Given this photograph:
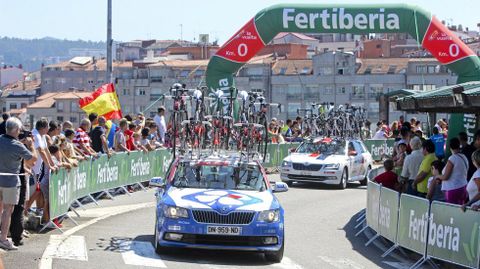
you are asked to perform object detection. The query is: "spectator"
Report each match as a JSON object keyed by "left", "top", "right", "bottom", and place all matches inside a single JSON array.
[
  {"left": 0, "top": 113, "right": 10, "bottom": 135},
  {"left": 125, "top": 123, "right": 137, "bottom": 151},
  {"left": 0, "top": 118, "right": 36, "bottom": 250},
  {"left": 141, "top": 128, "right": 155, "bottom": 151},
  {"left": 283, "top": 119, "right": 294, "bottom": 141},
  {"left": 412, "top": 140, "right": 437, "bottom": 198},
  {"left": 268, "top": 122, "right": 279, "bottom": 143},
  {"left": 88, "top": 113, "right": 98, "bottom": 134},
  {"left": 73, "top": 119, "right": 97, "bottom": 157},
  {"left": 56, "top": 135, "right": 78, "bottom": 167},
  {"left": 26, "top": 119, "right": 58, "bottom": 215},
  {"left": 390, "top": 121, "right": 399, "bottom": 137},
  {"left": 401, "top": 137, "right": 424, "bottom": 195},
  {"left": 361, "top": 120, "right": 372, "bottom": 140},
  {"left": 373, "top": 160, "right": 398, "bottom": 190},
  {"left": 414, "top": 120, "right": 422, "bottom": 132},
  {"left": 430, "top": 127, "right": 445, "bottom": 160},
  {"left": 133, "top": 132, "right": 147, "bottom": 152},
  {"left": 409, "top": 117, "right": 417, "bottom": 130},
  {"left": 295, "top": 116, "right": 303, "bottom": 131},
  {"left": 435, "top": 138, "right": 469, "bottom": 205},
  {"left": 458, "top": 131, "right": 476, "bottom": 180},
  {"left": 474, "top": 130, "right": 480, "bottom": 150},
  {"left": 63, "top": 129, "right": 86, "bottom": 161},
  {"left": 393, "top": 142, "right": 407, "bottom": 177},
  {"left": 462, "top": 149, "right": 480, "bottom": 211},
  {"left": 114, "top": 119, "right": 129, "bottom": 153},
  {"left": 61, "top": 121, "right": 73, "bottom": 134},
  {"left": 154, "top": 107, "right": 166, "bottom": 144},
  {"left": 46, "top": 120, "right": 61, "bottom": 147},
  {"left": 399, "top": 115, "right": 405, "bottom": 125},
  {"left": 372, "top": 125, "right": 389, "bottom": 140},
  {"left": 427, "top": 160, "right": 445, "bottom": 202},
  {"left": 434, "top": 119, "right": 446, "bottom": 134},
  {"left": 90, "top": 116, "right": 111, "bottom": 157}
]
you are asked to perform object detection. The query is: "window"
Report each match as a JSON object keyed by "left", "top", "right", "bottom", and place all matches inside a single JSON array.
[
  {"left": 55, "top": 78, "right": 67, "bottom": 84},
  {"left": 337, "top": 87, "right": 346, "bottom": 94},
  {"left": 287, "top": 103, "right": 301, "bottom": 118},
  {"left": 337, "top": 68, "right": 344, "bottom": 75},
  {"left": 70, "top": 117, "right": 77, "bottom": 123},
  {"left": 319, "top": 67, "right": 333, "bottom": 75},
  {"left": 123, "top": 89, "right": 131, "bottom": 96},
  {"left": 416, "top": 65, "right": 427, "bottom": 74},
  {"left": 427, "top": 65, "right": 437, "bottom": 74},
  {"left": 352, "top": 85, "right": 365, "bottom": 99},
  {"left": 9, "top": 103, "right": 17, "bottom": 110},
  {"left": 286, "top": 86, "right": 302, "bottom": 99},
  {"left": 387, "top": 65, "right": 396, "bottom": 74},
  {"left": 57, "top": 116, "right": 64, "bottom": 122},
  {"left": 305, "top": 86, "right": 319, "bottom": 99},
  {"left": 71, "top": 102, "right": 78, "bottom": 112},
  {"left": 278, "top": 68, "right": 287, "bottom": 75},
  {"left": 300, "top": 67, "right": 310, "bottom": 75},
  {"left": 376, "top": 44, "right": 382, "bottom": 49},
  {"left": 124, "top": 106, "right": 131, "bottom": 114},
  {"left": 325, "top": 87, "right": 334, "bottom": 95},
  {"left": 57, "top": 102, "right": 64, "bottom": 112},
  {"left": 180, "top": 70, "right": 190, "bottom": 77},
  {"left": 136, "top": 88, "right": 146, "bottom": 96},
  {"left": 136, "top": 106, "right": 145, "bottom": 113}
]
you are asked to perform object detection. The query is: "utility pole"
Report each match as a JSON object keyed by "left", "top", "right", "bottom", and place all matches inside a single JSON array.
[
  {"left": 180, "top": 24, "right": 183, "bottom": 41},
  {"left": 106, "top": 0, "right": 113, "bottom": 83}
]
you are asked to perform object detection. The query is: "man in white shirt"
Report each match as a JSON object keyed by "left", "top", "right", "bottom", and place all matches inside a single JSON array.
[
  {"left": 400, "top": 137, "right": 424, "bottom": 196},
  {"left": 153, "top": 106, "right": 166, "bottom": 144}
]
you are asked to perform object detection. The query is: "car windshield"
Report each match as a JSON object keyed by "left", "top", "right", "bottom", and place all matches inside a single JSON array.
[
  {"left": 172, "top": 164, "right": 267, "bottom": 191},
  {"left": 296, "top": 141, "right": 345, "bottom": 155}
]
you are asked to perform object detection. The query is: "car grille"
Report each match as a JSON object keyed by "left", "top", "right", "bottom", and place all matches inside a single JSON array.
[
  {"left": 165, "top": 234, "right": 277, "bottom": 246},
  {"left": 292, "top": 163, "right": 323, "bottom": 171},
  {"left": 192, "top": 210, "right": 255, "bottom": 225},
  {"left": 287, "top": 174, "right": 331, "bottom": 181}
]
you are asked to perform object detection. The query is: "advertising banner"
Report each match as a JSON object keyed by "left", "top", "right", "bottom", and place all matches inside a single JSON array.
[
  {"left": 366, "top": 181, "right": 381, "bottom": 232},
  {"left": 363, "top": 139, "right": 395, "bottom": 161},
  {"left": 49, "top": 149, "right": 172, "bottom": 219},
  {"left": 378, "top": 186, "right": 400, "bottom": 243},
  {"left": 397, "top": 194, "right": 430, "bottom": 254},
  {"left": 427, "top": 201, "right": 480, "bottom": 269}
]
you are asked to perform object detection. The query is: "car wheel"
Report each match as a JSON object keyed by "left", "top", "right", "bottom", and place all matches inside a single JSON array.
[
  {"left": 265, "top": 237, "right": 284, "bottom": 263},
  {"left": 360, "top": 166, "right": 371, "bottom": 186},
  {"left": 337, "top": 168, "right": 348, "bottom": 190}
]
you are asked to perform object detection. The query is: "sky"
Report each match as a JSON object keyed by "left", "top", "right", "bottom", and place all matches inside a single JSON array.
[{"left": 1, "top": 0, "right": 479, "bottom": 44}]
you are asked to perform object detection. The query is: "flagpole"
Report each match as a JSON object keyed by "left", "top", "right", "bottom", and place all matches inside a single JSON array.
[{"left": 106, "top": 0, "right": 113, "bottom": 83}]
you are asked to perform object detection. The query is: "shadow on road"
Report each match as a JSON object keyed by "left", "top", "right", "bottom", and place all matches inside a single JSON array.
[
  {"left": 342, "top": 210, "right": 394, "bottom": 268},
  {"left": 102, "top": 234, "right": 278, "bottom": 266}
]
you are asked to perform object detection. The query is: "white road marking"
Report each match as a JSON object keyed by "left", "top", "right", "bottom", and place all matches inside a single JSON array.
[
  {"left": 272, "top": 257, "right": 304, "bottom": 269},
  {"left": 43, "top": 235, "right": 88, "bottom": 261},
  {"left": 318, "top": 255, "right": 365, "bottom": 269},
  {"left": 39, "top": 202, "right": 155, "bottom": 269},
  {"left": 120, "top": 239, "right": 167, "bottom": 268}
]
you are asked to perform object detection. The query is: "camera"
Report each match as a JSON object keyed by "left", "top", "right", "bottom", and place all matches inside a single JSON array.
[{"left": 18, "top": 130, "right": 32, "bottom": 140}]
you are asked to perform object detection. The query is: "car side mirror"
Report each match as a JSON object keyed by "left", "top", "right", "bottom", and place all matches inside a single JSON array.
[
  {"left": 289, "top": 148, "right": 296, "bottom": 153},
  {"left": 348, "top": 150, "right": 358, "bottom": 156},
  {"left": 271, "top": 182, "right": 289, "bottom": 193},
  {"left": 149, "top": 177, "right": 165, "bottom": 188}
]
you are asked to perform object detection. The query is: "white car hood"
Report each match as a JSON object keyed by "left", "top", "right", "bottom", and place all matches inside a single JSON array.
[
  {"left": 284, "top": 153, "right": 346, "bottom": 164},
  {"left": 166, "top": 187, "right": 276, "bottom": 213}
]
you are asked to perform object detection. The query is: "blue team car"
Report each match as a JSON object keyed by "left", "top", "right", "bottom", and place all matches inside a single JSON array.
[{"left": 150, "top": 152, "right": 288, "bottom": 262}]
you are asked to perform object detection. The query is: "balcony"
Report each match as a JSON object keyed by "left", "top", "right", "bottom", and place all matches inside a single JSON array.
[{"left": 349, "top": 93, "right": 365, "bottom": 100}]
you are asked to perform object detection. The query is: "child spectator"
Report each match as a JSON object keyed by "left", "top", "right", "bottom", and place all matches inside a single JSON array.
[
  {"left": 427, "top": 160, "right": 445, "bottom": 202},
  {"left": 373, "top": 159, "right": 398, "bottom": 190},
  {"left": 463, "top": 149, "right": 480, "bottom": 211},
  {"left": 393, "top": 142, "right": 407, "bottom": 176}
]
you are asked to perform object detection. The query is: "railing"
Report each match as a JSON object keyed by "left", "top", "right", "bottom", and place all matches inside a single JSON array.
[{"left": 358, "top": 167, "right": 480, "bottom": 269}]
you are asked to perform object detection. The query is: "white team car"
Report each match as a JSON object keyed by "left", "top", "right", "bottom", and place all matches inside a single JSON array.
[{"left": 280, "top": 137, "right": 373, "bottom": 189}]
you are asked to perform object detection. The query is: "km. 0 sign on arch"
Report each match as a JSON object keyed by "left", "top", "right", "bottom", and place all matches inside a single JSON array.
[{"left": 206, "top": 4, "right": 480, "bottom": 94}]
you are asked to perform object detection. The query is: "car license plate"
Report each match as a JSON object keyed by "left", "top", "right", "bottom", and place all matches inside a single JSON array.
[
  {"left": 301, "top": 171, "right": 312, "bottom": 176},
  {"left": 207, "top": 226, "right": 242, "bottom": 235}
]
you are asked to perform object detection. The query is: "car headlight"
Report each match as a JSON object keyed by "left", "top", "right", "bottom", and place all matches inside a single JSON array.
[
  {"left": 281, "top": 161, "right": 291, "bottom": 167},
  {"left": 258, "top": 209, "right": 280, "bottom": 222},
  {"left": 163, "top": 206, "right": 189, "bottom": 219},
  {"left": 324, "top": 163, "right": 340, "bottom": 170}
]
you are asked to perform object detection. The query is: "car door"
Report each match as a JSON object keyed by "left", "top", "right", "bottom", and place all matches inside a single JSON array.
[
  {"left": 352, "top": 141, "right": 366, "bottom": 179},
  {"left": 347, "top": 141, "right": 358, "bottom": 178}
]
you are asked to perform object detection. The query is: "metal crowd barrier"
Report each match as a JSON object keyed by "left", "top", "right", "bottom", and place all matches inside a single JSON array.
[{"left": 357, "top": 167, "right": 480, "bottom": 269}]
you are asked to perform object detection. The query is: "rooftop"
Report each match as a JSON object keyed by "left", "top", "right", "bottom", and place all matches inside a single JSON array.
[
  {"left": 28, "top": 91, "right": 92, "bottom": 109},
  {"left": 272, "top": 59, "right": 312, "bottom": 75},
  {"left": 273, "top": 32, "right": 318, "bottom": 41},
  {"left": 43, "top": 58, "right": 133, "bottom": 71}
]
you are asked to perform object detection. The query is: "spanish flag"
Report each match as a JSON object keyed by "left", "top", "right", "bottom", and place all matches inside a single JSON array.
[{"left": 79, "top": 83, "right": 123, "bottom": 120}]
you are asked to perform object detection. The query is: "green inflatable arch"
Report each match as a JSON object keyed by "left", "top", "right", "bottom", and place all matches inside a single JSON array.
[{"left": 206, "top": 4, "right": 480, "bottom": 93}]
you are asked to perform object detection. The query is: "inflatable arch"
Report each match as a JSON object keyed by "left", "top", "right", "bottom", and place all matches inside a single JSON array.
[{"left": 206, "top": 4, "right": 480, "bottom": 94}]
